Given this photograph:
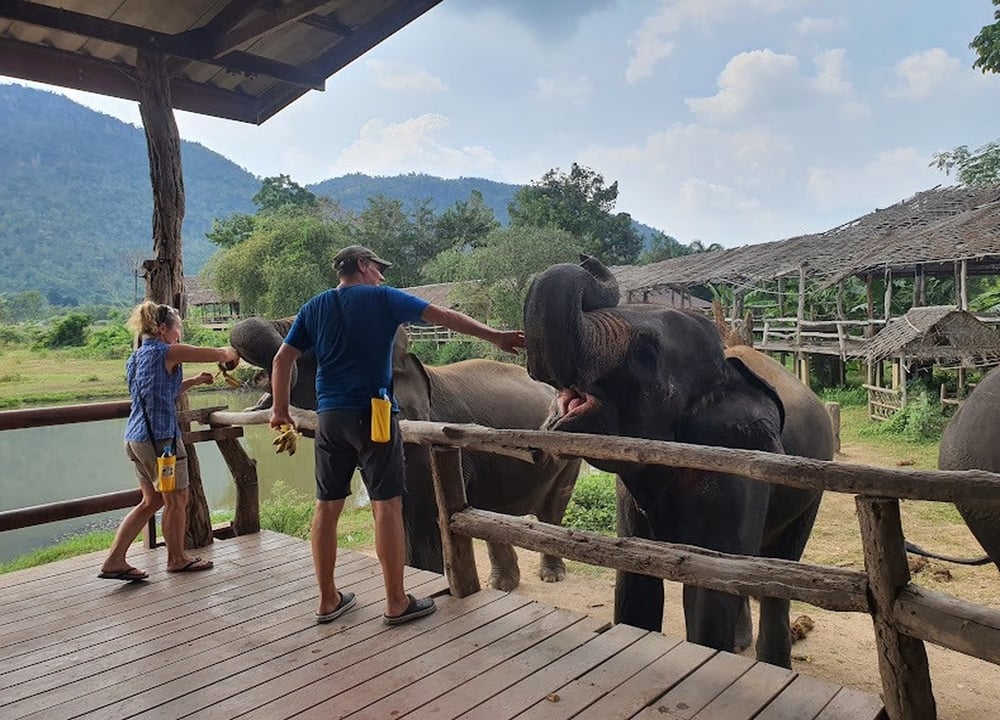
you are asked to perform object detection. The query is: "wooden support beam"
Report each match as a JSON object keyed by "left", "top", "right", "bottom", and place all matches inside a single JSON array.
[
  {"left": 0, "top": 0, "right": 324, "bottom": 88},
  {"left": 430, "top": 446, "right": 480, "bottom": 597},
  {"left": 212, "top": 0, "right": 333, "bottom": 57},
  {"left": 960, "top": 259, "right": 969, "bottom": 310},
  {"left": 883, "top": 268, "right": 892, "bottom": 321},
  {"left": 300, "top": 11, "right": 354, "bottom": 36},
  {"left": 856, "top": 498, "right": 936, "bottom": 720}
]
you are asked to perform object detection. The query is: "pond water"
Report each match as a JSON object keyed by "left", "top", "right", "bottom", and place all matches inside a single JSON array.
[{"left": 0, "top": 390, "right": 367, "bottom": 563}]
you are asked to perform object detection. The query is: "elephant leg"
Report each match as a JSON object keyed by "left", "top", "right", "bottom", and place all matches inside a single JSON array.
[
  {"left": 401, "top": 490, "right": 443, "bottom": 575},
  {"left": 535, "top": 460, "right": 579, "bottom": 583},
  {"left": 683, "top": 584, "right": 742, "bottom": 652},
  {"left": 614, "top": 479, "right": 664, "bottom": 631},
  {"left": 487, "top": 541, "right": 520, "bottom": 591},
  {"left": 956, "top": 501, "right": 1000, "bottom": 573},
  {"left": 756, "top": 596, "right": 792, "bottom": 668},
  {"left": 756, "top": 490, "right": 822, "bottom": 666},
  {"left": 734, "top": 598, "right": 753, "bottom": 653}
]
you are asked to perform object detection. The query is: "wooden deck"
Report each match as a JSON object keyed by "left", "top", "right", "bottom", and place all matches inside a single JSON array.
[{"left": 0, "top": 531, "right": 885, "bottom": 720}]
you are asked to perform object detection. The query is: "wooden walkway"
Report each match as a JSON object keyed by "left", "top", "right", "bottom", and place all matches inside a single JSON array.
[{"left": 0, "top": 531, "right": 885, "bottom": 720}]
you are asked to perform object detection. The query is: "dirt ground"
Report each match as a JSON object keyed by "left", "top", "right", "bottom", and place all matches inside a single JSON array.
[{"left": 457, "top": 441, "right": 1000, "bottom": 720}]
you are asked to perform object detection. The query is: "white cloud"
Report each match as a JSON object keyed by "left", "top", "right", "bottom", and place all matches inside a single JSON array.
[
  {"left": 888, "top": 48, "right": 962, "bottom": 100},
  {"left": 626, "top": 0, "right": 791, "bottom": 84},
  {"left": 535, "top": 75, "right": 593, "bottom": 105},
  {"left": 686, "top": 49, "right": 802, "bottom": 121},
  {"left": 794, "top": 16, "right": 846, "bottom": 35},
  {"left": 812, "top": 49, "right": 851, "bottom": 97},
  {"left": 366, "top": 60, "right": 446, "bottom": 93},
  {"left": 805, "top": 147, "right": 939, "bottom": 210},
  {"left": 327, "top": 114, "right": 498, "bottom": 178},
  {"left": 680, "top": 178, "right": 761, "bottom": 213}
]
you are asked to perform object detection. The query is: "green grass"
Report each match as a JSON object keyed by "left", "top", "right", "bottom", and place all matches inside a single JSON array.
[{"left": 0, "top": 530, "right": 117, "bottom": 573}]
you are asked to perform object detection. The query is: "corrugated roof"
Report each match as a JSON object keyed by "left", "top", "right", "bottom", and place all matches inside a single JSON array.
[{"left": 0, "top": 0, "right": 441, "bottom": 123}]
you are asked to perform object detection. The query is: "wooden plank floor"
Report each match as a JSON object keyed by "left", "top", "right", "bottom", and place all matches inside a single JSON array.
[{"left": 0, "top": 531, "right": 886, "bottom": 720}]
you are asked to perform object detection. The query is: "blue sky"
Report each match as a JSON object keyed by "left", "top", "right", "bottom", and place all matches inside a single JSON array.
[{"left": 6, "top": 1, "right": 1000, "bottom": 247}]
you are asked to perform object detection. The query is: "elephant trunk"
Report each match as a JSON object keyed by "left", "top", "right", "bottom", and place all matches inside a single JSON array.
[{"left": 524, "top": 255, "right": 621, "bottom": 388}]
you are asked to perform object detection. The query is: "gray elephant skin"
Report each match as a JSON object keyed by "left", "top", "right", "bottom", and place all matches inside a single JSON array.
[
  {"left": 228, "top": 317, "right": 581, "bottom": 590},
  {"left": 523, "top": 256, "right": 833, "bottom": 668},
  {"left": 937, "top": 368, "right": 1000, "bottom": 572}
]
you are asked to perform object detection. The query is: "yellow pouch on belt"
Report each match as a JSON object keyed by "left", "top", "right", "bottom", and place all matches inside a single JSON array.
[
  {"left": 371, "top": 393, "right": 392, "bottom": 444},
  {"left": 155, "top": 451, "right": 177, "bottom": 492}
]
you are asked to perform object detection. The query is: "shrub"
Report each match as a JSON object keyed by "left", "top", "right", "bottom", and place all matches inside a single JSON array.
[
  {"left": 563, "top": 471, "right": 616, "bottom": 535},
  {"left": 42, "top": 313, "right": 90, "bottom": 348},
  {"left": 434, "top": 339, "right": 481, "bottom": 365},
  {"left": 78, "top": 322, "right": 132, "bottom": 359},
  {"left": 861, "top": 391, "right": 950, "bottom": 442},
  {"left": 259, "top": 480, "right": 315, "bottom": 538},
  {"left": 818, "top": 385, "right": 867, "bottom": 407}
]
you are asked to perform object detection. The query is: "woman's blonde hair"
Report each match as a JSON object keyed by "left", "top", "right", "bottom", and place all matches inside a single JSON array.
[{"left": 126, "top": 301, "right": 178, "bottom": 336}]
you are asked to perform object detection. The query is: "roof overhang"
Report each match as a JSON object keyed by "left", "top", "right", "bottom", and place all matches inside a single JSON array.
[{"left": 0, "top": 0, "right": 443, "bottom": 123}]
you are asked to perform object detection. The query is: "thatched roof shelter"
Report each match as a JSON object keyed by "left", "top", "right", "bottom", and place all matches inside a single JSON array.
[
  {"left": 857, "top": 306, "right": 1000, "bottom": 367},
  {"left": 615, "top": 185, "right": 1000, "bottom": 294},
  {"left": 0, "top": 0, "right": 441, "bottom": 123}
]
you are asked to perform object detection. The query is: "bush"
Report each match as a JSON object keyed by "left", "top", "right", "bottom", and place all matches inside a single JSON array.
[
  {"left": 861, "top": 391, "right": 950, "bottom": 442},
  {"left": 434, "top": 339, "right": 482, "bottom": 365},
  {"left": 259, "top": 480, "right": 315, "bottom": 539},
  {"left": 41, "top": 313, "right": 90, "bottom": 348},
  {"left": 818, "top": 385, "right": 867, "bottom": 406},
  {"left": 563, "top": 471, "right": 616, "bottom": 535},
  {"left": 77, "top": 322, "right": 132, "bottom": 359}
]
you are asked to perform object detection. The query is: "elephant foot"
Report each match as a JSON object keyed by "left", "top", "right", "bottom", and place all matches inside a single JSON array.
[
  {"left": 539, "top": 557, "right": 566, "bottom": 583},
  {"left": 489, "top": 569, "right": 521, "bottom": 592}
]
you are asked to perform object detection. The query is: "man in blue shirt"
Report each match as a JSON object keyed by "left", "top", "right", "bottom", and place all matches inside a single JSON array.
[{"left": 270, "top": 245, "right": 524, "bottom": 625}]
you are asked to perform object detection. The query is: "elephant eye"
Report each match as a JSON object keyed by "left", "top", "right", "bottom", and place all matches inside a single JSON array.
[{"left": 634, "top": 340, "right": 658, "bottom": 373}]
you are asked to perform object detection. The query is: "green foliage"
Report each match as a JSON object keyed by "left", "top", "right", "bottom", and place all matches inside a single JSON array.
[
  {"left": 253, "top": 174, "right": 318, "bottom": 214},
  {"left": 971, "top": 0, "right": 1000, "bottom": 74},
  {"left": 638, "top": 231, "right": 692, "bottom": 264},
  {"left": 76, "top": 322, "right": 132, "bottom": 359},
  {"left": 259, "top": 480, "right": 315, "bottom": 539},
  {"left": 434, "top": 339, "right": 482, "bottom": 365},
  {"left": 563, "top": 471, "right": 616, "bottom": 535},
  {"left": 182, "top": 321, "right": 229, "bottom": 348},
  {"left": 42, "top": 313, "right": 90, "bottom": 348},
  {"left": 861, "top": 391, "right": 950, "bottom": 442},
  {"left": 508, "top": 163, "right": 642, "bottom": 265},
  {"left": 818, "top": 385, "right": 868, "bottom": 407},
  {"left": 206, "top": 212, "right": 257, "bottom": 248},
  {"left": 353, "top": 195, "right": 450, "bottom": 289},
  {"left": 930, "top": 141, "right": 1000, "bottom": 186},
  {"left": 434, "top": 190, "right": 500, "bottom": 248},
  {"left": 430, "top": 226, "right": 583, "bottom": 329}
]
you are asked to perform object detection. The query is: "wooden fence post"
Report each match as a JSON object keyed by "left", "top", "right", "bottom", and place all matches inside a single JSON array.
[
  {"left": 430, "top": 446, "right": 481, "bottom": 597},
  {"left": 215, "top": 435, "right": 260, "bottom": 535},
  {"left": 856, "top": 497, "right": 936, "bottom": 720},
  {"left": 824, "top": 401, "right": 841, "bottom": 453}
]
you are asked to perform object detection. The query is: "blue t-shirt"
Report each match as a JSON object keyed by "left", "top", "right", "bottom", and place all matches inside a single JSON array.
[
  {"left": 123, "top": 338, "right": 183, "bottom": 442},
  {"left": 285, "top": 285, "right": 429, "bottom": 411}
]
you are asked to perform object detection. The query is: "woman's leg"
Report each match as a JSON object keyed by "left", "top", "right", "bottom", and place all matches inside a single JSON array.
[{"left": 101, "top": 480, "right": 163, "bottom": 574}]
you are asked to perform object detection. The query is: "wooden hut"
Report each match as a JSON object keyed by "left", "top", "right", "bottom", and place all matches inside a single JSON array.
[
  {"left": 855, "top": 306, "right": 1000, "bottom": 419},
  {"left": 185, "top": 276, "right": 240, "bottom": 329}
]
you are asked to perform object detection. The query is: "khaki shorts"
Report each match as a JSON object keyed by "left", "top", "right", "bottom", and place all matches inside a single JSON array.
[{"left": 125, "top": 438, "right": 190, "bottom": 491}]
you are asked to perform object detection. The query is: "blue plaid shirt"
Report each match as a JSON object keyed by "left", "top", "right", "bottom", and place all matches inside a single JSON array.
[{"left": 123, "top": 338, "right": 183, "bottom": 442}]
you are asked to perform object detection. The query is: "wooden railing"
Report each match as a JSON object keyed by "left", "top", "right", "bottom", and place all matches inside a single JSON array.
[
  {"left": 6, "top": 405, "right": 1000, "bottom": 720},
  {"left": 0, "top": 402, "right": 260, "bottom": 539},
  {"left": 397, "top": 421, "right": 1000, "bottom": 720}
]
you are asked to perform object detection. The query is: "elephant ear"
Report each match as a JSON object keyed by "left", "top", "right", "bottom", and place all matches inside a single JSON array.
[
  {"left": 393, "top": 352, "right": 432, "bottom": 421},
  {"left": 724, "top": 356, "right": 785, "bottom": 433}
]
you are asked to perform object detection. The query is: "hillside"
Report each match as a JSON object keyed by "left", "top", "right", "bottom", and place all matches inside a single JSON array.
[{"left": 0, "top": 84, "right": 666, "bottom": 306}]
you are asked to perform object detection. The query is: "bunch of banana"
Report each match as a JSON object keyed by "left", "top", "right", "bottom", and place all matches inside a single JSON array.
[
  {"left": 216, "top": 363, "right": 242, "bottom": 389},
  {"left": 273, "top": 423, "right": 300, "bottom": 456}
]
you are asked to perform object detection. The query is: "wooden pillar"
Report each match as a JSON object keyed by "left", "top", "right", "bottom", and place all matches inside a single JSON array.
[
  {"left": 856, "top": 498, "right": 936, "bottom": 720},
  {"left": 215, "top": 434, "right": 260, "bottom": 535},
  {"left": 430, "top": 446, "right": 481, "bottom": 597},
  {"left": 898, "top": 361, "right": 908, "bottom": 408},
  {"left": 954, "top": 261, "right": 961, "bottom": 307},
  {"left": 865, "top": 273, "right": 875, "bottom": 338},
  {"left": 136, "top": 49, "right": 211, "bottom": 548},
  {"left": 777, "top": 276, "right": 786, "bottom": 317},
  {"left": 836, "top": 280, "right": 846, "bottom": 320},
  {"left": 824, "top": 401, "right": 841, "bottom": 453},
  {"left": 883, "top": 268, "right": 893, "bottom": 321},
  {"left": 960, "top": 259, "right": 969, "bottom": 311},
  {"left": 918, "top": 264, "right": 926, "bottom": 306}
]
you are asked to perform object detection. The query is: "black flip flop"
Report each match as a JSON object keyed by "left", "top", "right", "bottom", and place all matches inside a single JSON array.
[
  {"left": 315, "top": 591, "right": 356, "bottom": 624},
  {"left": 97, "top": 568, "right": 148, "bottom": 582},
  {"left": 383, "top": 594, "right": 436, "bottom": 626}
]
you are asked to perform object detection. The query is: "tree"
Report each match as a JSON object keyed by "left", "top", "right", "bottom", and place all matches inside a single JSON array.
[
  {"left": 971, "top": 0, "right": 1000, "bottom": 74},
  {"left": 687, "top": 239, "right": 725, "bottom": 253},
  {"left": 929, "top": 5, "right": 1000, "bottom": 186},
  {"left": 353, "top": 196, "right": 450, "bottom": 288},
  {"left": 931, "top": 142, "right": 1000, "bottom": 186},
  {"left": 508, "top": 163, "right": 643, "bottom": 265},
  {"left": 207, "top": 175, "right": 319, "bottom": 247},
  {"left": 429, "top": 226, "right": 584, "bottom": 329},
  {"left": 637, "top": 231, "right": 691, "bottom": 264},
  {"left": 434, "top": 190, "right": 500, "bottom": 248}
]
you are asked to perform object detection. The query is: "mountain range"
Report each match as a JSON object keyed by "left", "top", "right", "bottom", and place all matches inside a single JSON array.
[{"left": 0, "top": 83, "right": 660, "bottom": 306}]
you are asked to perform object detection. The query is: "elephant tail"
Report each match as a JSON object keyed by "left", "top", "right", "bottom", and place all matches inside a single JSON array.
[{"left": 904, "top": 540, "right": 992, "bottom": 566}]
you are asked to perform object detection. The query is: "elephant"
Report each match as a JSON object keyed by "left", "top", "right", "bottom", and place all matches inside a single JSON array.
[
  {"left": 227, "top": 316, "right": 581, "bottom": 590},
  {"left": 935, "top": 367, "right": 1000, "bottom": 572},
  {"left": 523, "top": 255, "right": 833, "bottom": 668}
]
